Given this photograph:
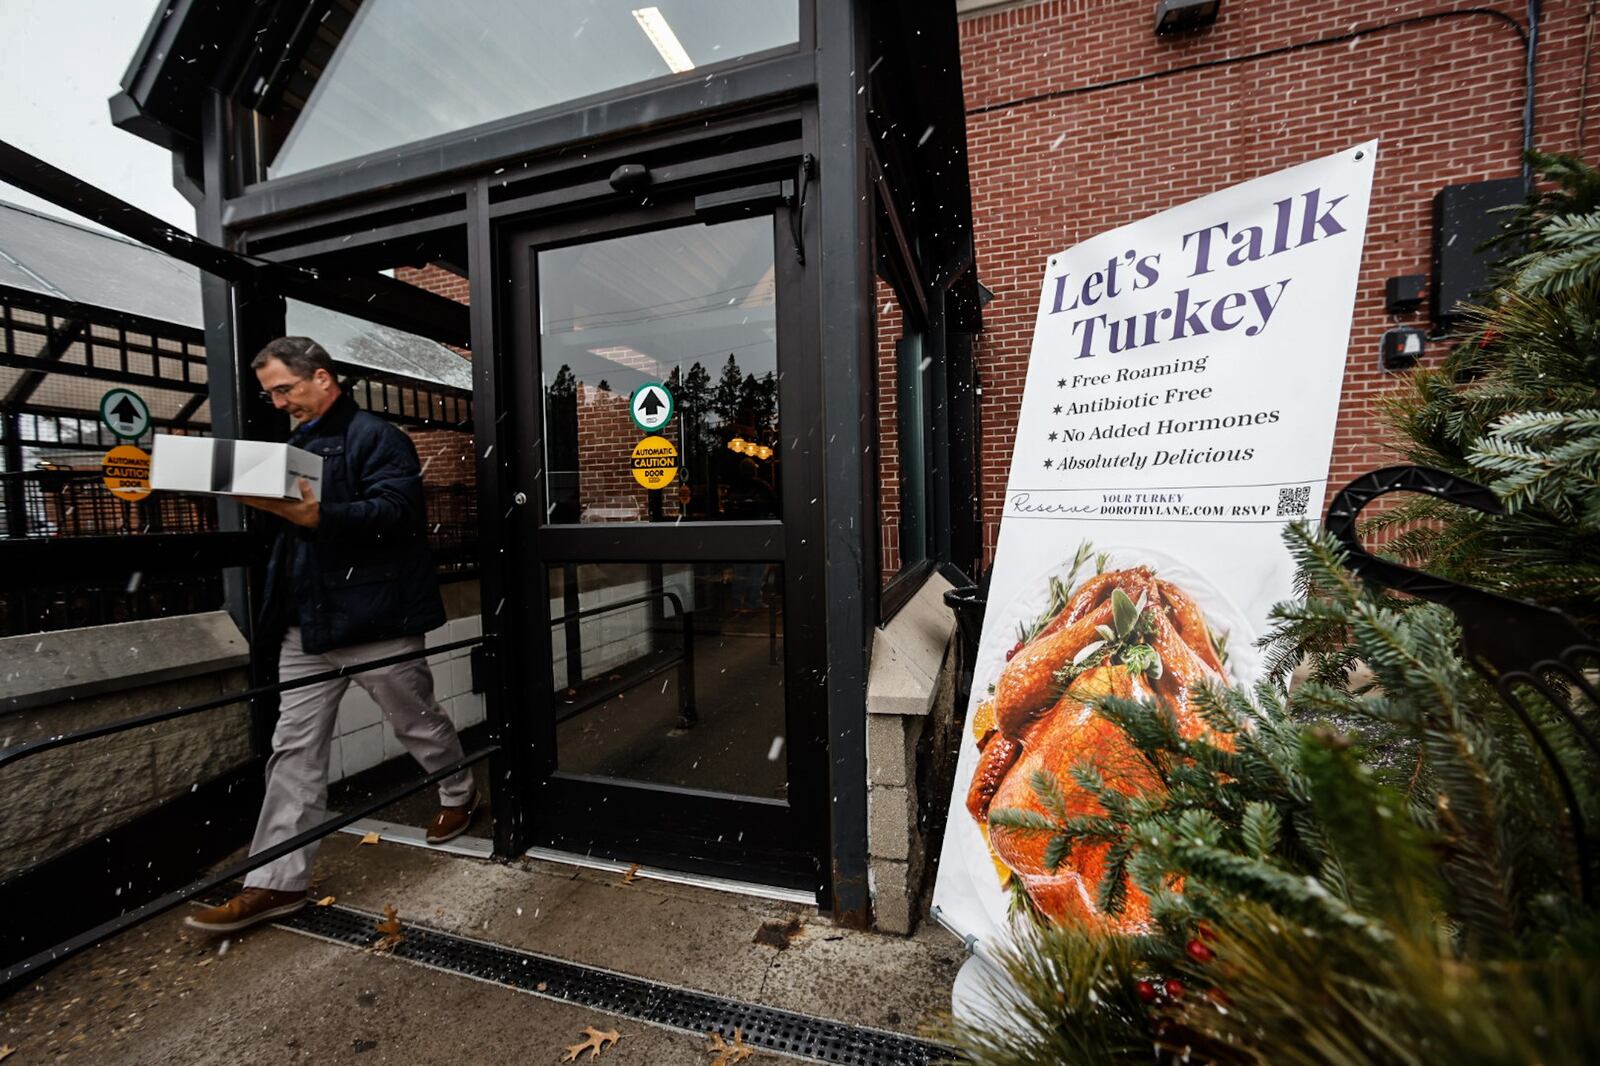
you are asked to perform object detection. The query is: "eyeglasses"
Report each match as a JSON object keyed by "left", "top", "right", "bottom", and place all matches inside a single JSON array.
[{"left": 258, "top": 379, "right": 306, "bottom": 404}]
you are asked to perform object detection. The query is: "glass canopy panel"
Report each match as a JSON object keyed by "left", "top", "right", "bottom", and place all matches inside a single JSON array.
[{"left": 266, "top": 0, "right": 801, "bottom": 179}]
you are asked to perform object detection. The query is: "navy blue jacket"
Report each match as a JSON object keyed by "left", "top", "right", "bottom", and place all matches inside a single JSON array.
[{"left": 259, "top": 393, "right": 446, "bottom": 654}]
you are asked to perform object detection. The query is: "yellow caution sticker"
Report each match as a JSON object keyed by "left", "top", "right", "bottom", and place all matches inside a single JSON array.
[
  {"left": 101, "top": 444, "right": 152, "bottom": 502},
  {"left": 631, "top": 435, "right": 678, "bottom": 490}
]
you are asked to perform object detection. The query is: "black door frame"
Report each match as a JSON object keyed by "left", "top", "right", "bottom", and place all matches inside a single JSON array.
[{"left": 482, "top": 172, "right": 830, "bottom": 898}]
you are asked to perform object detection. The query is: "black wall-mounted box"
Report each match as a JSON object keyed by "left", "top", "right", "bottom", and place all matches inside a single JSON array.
[
  {"left": 1431, "top": 177, "right": 1524, "bottom": 327},
  {"left": 1385, "top": 274, "right": 1426, "bottom": 314}
]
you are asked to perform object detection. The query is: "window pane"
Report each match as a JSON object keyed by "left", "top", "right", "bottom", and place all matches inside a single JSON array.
[
  {"left": 548, "top": 561, "right": 786, "bottom": 799},
  {"left": 540, "top": 218, "right": 780, "bottom": 524},
  {"left": 876, "top": 273, "right": 929, "bottom": 587},
  {"left": 265, "top": 0, "right": 800, "bottom": 179}
]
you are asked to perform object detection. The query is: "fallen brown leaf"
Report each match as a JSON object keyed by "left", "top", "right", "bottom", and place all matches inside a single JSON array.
[
  {"left": 371, "top": 905, "right": 404, "bottom": 952},
  {"left": 359, "top": 831, "right": 381, "bottom": 846},
  {"left": 561, "top": 1026, "right": 620, "bottom": 1061},
  {"left": 315, "top": 896, "right": 337, "bottom": 907},
  {"left": 622, "top": 863, "right": 640, "bottom": 884},
  {"left": 706, "top": 1028, "right": 754, "bottom": 1065},
  {"left": 0, "top": 1045, "right": 16, "bottom": 1062}
]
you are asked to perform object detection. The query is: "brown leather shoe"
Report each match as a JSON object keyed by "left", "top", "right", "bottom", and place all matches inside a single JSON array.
[
  {"left": 184, "top": 887, "right": 306, "bottom": 933},
  {"left": 426, "top": 791, "right": 479, "bottom": 844}
]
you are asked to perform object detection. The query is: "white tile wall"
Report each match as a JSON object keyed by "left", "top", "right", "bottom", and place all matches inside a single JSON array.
[
  {"left": 328, "top": 615, "right": 483, "bottom": 783},
  {"left": 446, "top": 657, "right": 472, "bottom": 702},
  {"left": 455, "top": 691, "right": 486, "bottom": 728}
]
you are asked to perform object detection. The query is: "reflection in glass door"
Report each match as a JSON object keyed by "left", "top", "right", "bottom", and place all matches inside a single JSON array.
[
  {"left": 549, "top": 561, "right": 786, "bottom": 799},
  {"left": 504, "top": 201, "right": 820, "bottom": 891},
  {"left": 539, "top": 217, "right": 781, "bottom": 525}
]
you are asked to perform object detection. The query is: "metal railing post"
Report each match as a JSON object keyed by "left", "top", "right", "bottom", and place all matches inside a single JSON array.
[
  {"left": 677, "top": 606, "right": 697, "bottom": 729},
  {"left": 1, "top": 414, "right": 27, "bottom": 539}
]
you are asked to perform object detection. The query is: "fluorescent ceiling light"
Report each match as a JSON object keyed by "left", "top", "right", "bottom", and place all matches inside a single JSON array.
[{"left": 632, "top": 7, "right": 695, "bottom": 74}]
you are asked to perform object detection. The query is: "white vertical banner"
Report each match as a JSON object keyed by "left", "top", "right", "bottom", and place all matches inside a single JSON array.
[{"left": 933, "top": 144, "right": 1377, "bottom": 980}]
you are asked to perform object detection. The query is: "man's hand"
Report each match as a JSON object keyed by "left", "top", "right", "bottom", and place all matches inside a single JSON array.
[{"left": 239, "top": 479, "right": 321, "bottom": 528}]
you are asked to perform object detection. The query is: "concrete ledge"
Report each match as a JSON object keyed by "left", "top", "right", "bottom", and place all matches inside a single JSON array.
[
  {"left": 866, "top": 572, "right": 957, "bottom": 718},
  {"left": 0, "top": 611, "right": 249, "bottom": 713}
]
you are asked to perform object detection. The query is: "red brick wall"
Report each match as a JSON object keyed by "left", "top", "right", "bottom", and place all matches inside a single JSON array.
[
  {"left": 409, "top": 429, "right": 475, "bottom": 485},
  {"left": 960, "top": 0, "right": 1595, "bottom": 565},
  {"left": 396, "top": 264, "right": 470, "bottom": 305},
  {"left": 575, "top": 383, "right": 684, "bottom": 521},
  {"left": 393, "top": 265, "right": 696, "bottom": 522},
  {"left": 876, "top": 276, "right": 905, "bottom": 585},
  {"left": 390, "top": 265, "right": 475, "bottom": 488}
]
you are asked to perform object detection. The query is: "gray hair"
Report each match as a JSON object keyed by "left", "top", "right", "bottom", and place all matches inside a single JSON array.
[{"left": 251, "top": 336, "right": 334, "bottom": 377}]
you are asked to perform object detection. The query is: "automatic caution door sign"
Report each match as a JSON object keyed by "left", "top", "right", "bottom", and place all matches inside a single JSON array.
[
  {"left": 102, "top": 444, "right": 153, "bottom": 502},
  {"left": 631, "top": 435, "right": 678, "bottom": 490},
  {"left": 629, "top": 381, "right": 674, "bottom": 432}
]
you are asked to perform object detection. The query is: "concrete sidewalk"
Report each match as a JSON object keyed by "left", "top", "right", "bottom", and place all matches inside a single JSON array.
[{"left": 0, "top": 833, "right": 965, "bottom": 1064}]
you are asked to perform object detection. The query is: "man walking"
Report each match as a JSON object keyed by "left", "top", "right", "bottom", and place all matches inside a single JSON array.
[{"left": 187, "top": 337, "right": 478, "bottom": 933}]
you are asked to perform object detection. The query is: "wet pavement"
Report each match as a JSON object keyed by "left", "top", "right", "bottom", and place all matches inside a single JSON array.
[{"left": 0, "top": 832, "right": 964, "bottom": 1064}]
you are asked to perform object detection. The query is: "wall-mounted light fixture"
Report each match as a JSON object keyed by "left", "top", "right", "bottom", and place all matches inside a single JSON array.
[
  {"left": 1380, "top": 327, "right": 1427, "bottom": 372},
  {"left": 1155, "top": 0, "right": 1220, "bottom": 36}
]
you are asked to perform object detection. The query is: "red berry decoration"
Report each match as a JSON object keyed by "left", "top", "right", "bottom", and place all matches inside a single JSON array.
[
  {"left": 1005, "top": 640, "right": 1024, "bottom": 661},
  {"left": 1196, "top": 920, "right": 1217, "bottom": 942},
  {"left": 1186, "top": 938, "right": 1214, "bottom": 964},
  {"left": 1164, "top": 979, "right": 1185, "bottom": 1000},
  {"left": 1135, "top": 979, "right": 1157, "bottom": 1003}
]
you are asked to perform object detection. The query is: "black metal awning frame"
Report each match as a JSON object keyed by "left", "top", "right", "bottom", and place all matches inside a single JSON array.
[
  {"left": 0, "top": 140, "right": 470, "bottom": 348},
  {"left": 0, "top": 283, "right": 474, "bottom": 441}
]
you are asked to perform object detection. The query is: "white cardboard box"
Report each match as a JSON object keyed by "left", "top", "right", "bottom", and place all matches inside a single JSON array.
[{"left": 150, "top": 434, "right": 323, "bottom": 500}]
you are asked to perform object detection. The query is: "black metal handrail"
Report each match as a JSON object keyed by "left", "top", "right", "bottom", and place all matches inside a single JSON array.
[
  {"left": 0, "top": 635, "right": 487, "bottom": 771},
  {"left": 0, "top": 745, "right": 498, "bottom": 986},
  {"left": 548, "top": 588, "right": 685, "bottom": 627},
  {"left": 1, "top": 631, "right": 500, "bottom": 986},
  {"left": 551, "top": 589, "right": 696, "bottom": 729}
]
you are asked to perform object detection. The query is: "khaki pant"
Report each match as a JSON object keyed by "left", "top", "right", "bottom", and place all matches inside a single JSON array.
[{"left": 243, "top": 627, "right": 475, "bottom": 892}]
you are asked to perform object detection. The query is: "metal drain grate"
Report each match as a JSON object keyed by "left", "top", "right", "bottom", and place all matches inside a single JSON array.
[{"left": 270, "top": 901, "right": 957, "bottom": 1066}]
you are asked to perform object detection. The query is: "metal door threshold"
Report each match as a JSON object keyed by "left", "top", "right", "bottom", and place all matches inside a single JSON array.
[
  {"left": 337, "top": 820, "right": 816, "bottom": 905},
  {"left": 520, "top": 845, "right": 817, "bottom": 905},
  {"left": 273, "top": 901, "right": 954, "bottom": 1066}
]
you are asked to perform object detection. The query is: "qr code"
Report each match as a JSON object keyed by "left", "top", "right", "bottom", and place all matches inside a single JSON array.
[{"left": 1277, "top": 485, "right": 1311, "bottom": 517}]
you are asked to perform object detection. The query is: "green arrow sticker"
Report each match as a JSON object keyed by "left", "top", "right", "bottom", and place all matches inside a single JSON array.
[
  {"left": 629, "top": 381, "right": 675, "bottom": 432},
  {"left": 99, "top": 388, "right": 151, "bottom": 440}
]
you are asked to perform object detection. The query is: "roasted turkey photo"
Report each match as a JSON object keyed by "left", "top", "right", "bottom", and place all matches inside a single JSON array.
[{"left": 965, "top": 548, "right": 1236, "bottom": 930}]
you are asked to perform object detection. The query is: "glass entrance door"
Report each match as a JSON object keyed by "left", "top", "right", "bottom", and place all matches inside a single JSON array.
[{"left": 500, "top": 198, "right": 823, "bottom": 891}]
